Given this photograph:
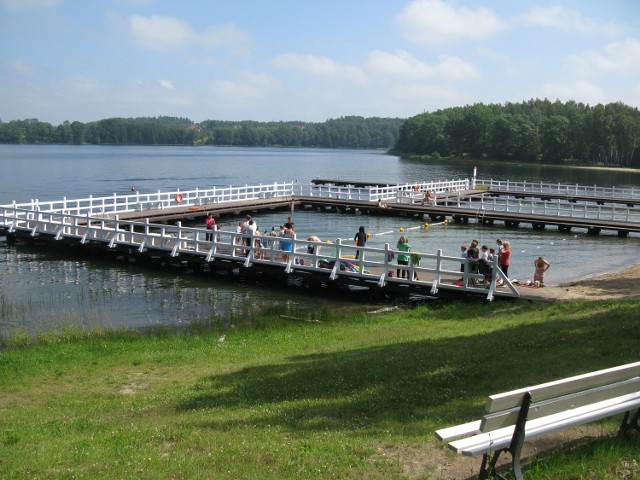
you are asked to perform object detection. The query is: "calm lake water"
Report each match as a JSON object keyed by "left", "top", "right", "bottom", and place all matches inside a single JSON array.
[{"left": 2, "top": 145, "right": 640, "bottom": 336}]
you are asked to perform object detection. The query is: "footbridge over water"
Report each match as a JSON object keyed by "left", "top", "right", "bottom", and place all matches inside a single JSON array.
[{"left": 1, "top": 178, "right": 639, "bottom": 301}]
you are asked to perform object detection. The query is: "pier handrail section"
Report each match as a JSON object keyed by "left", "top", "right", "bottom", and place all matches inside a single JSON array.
[
  {"left": 6, "top": 177, "right": 640, "bottom": 300},
  {"left": 1, "top": 180, "right": 470, "bottom": 218},
  {"left": 395, "top": 193, "right": 640, "bottom": 224},
  {"left": 2, "top": 182, "right": 298, "bottom": 217},
  {"left": 304, "top": 179, "right": 470, "bottom": 202},
  {"left": 0, "top": 205, "right": 518, "bottom": 301},
  {"left": 476, "top": 179, "right": 640, "bottom": 200}
]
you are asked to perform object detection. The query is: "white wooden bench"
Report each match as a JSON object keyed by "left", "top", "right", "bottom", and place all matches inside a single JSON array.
[{"left": 435, "top": 361, "right": 640, "bottom": 479}]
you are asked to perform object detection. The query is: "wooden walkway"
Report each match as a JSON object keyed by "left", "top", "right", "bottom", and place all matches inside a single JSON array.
[
  {"left": 92, "top": 189, "right": 640, "bottom": 237},
  {"left": 3, "top": 178, "right": 640, "bottom": 303},
  {"left": 105, "top": 197, "right": 291, "bottom": 223},
  {"left": 488, "top": 190, "right": 640, "bottom": 207}
]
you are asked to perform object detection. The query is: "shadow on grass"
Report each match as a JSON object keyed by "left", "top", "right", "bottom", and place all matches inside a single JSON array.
[{"left": 177, "top": 302, "right": 640, "bottom": 434}]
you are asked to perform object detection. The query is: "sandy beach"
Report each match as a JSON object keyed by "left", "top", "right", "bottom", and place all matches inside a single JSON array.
[{"left": 516, "top": 262, "right": 640, "bottom": 301}]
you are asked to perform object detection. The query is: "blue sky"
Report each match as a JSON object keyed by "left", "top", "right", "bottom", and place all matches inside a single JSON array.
[{"left": 0, "top": 0, "right": 638, "bottom": 124}]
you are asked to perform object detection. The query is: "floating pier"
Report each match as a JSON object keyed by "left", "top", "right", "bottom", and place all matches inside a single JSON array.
[{"left": 2, "top": 178, "right": 639, "bottom": 301}]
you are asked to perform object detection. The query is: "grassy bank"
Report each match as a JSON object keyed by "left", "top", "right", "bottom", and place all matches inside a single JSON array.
[{"left": 1, "top": 299, "right": 639, "bottom": 479}]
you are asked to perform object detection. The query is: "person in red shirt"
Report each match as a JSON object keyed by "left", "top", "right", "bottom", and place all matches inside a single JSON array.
[
  {"left": 499, "top": 241, "right": 511, "bottom": 278},
  {"left": 205, "top": 212, "right": 216, "bottom": 241}
]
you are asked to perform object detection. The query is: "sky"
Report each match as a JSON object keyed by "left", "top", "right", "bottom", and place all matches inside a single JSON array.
[{"left": 0, "top": 0, "right": 638, "bottom": 125}]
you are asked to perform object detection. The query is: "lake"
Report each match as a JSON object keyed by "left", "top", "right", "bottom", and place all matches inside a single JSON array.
[{"left": 2, "top": 145, "right": 640, "bottom": 336}]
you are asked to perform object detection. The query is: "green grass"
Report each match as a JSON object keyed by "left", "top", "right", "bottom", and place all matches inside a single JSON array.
[{"left": 1, "top": 299, "right": 639, "bottom": 479}]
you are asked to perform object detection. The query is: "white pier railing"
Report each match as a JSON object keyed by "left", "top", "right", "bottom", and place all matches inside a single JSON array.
[
  {"left": 1, "top": 179, "right": 471, "bottom": 218},
  {"left": 476, "top": 179, "right": 640, "bottom": 200},
  {"left": 303, "top": 179, "right": 470, "bottom": 202},
  {"left": 5, "top": 177, "right": 639, "bottom": 301},
  {"left": 0, "top": 206, "right": 518, "bottom": 301},
  {"left": 432, "top": 195, "right": 640, "bottom": 224},
  {"left": 3, "top": 182, "right": 298, "bottom": 217},
  {"left": 3, "top": 179, "right": 640, "bottom": 239}
]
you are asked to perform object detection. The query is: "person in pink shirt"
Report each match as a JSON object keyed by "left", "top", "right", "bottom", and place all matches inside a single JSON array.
[
  {"left": 499, "top": 241, "right": 511, "bottom": 278},
  {"left": 205, "top": 213, "right": 216, "bottom": 241}
]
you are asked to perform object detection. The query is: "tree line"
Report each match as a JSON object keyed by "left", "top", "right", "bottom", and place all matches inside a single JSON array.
[
  {"left": 4, "top": 99, "right": 639, "bottom": 167},
  {"left": 0, "top": 116, "right": 404, "bottom": 150},
  {"left": 391, "top": 99, "right": 640, "bottom": 167}
]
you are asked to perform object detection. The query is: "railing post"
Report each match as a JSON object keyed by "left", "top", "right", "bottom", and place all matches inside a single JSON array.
[
  {"left": 330, "top": 239, "right": 342, "bottom": 280},
  {"left": 378, "top": 243, "right": 390, "bottom": 286},
  {"left": 430, "top": 249, "right": 441, "bottom": 295}
]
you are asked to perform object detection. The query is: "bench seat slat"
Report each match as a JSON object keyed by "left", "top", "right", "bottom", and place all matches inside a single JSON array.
[
  {"left": 435, "top": 420, "right": 481, "bottom": 442},
  {"left": 480, "top": 377, "right": 640, "bottom": 432},
  {"left": 449, "top": 392, "right": 640, "bottom": 456},
  {"left": 486, "top": 361, "right": 640, "bottom": 413}
]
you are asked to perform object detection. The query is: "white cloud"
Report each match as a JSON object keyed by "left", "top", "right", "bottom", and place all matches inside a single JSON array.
[
  {"left": 395, "top": 0, "right": 507, "bottom": 46},
  {"left": 159, "top": 79, "right": 175, "bottom": 90},
  {"left": 201, "top": 24, "right": 251, "bottom": 55},
  {"left": 7, "top": 61, "right": 39, "bottom": 75},
  {"left": 129, "top": 15, "right": 251, "bottom": 54},
  {"left": 364, "top": 50, "right": 480, "bottom": 80},
  {"left": 389, "top": 82, "right": 468, "bottom": 111},
  {"left": 211, "top": 72, "right": 278, "bottom": 104},
  {"left": 569, "top": 37, "right": 640, "bottom": 75},
  {"left": 541, "top": 79, "right": 608, "bottom": 104},
  {"left": 273, "top": 54, "right": 367, "bottom": 84},
  {"left": 130, "top": 14, "right": 197, "bottom": 52},
  {"left": 518, "top": 6, "right": 621, "bottom": 36},
  {"left": 0, "top": 0, "right": 60, "bottom": 10},
  {"left": 67, "top": 75, "right": 108, "bottom": 95}
]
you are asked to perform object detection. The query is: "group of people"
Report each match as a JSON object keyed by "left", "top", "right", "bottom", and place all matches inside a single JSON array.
[
  {"left": 459, "top": 238, "right": 510, "bottom": 286},
  {"left": 353, "top": 227, "right": 419, "bottom": 280},
  {"left": 206, "top": 212, "right": 320, "bottom": 263},
  {"left": 459, "top": 238, "right": 551, "bottom": 287},
  {"left": 206, "top": 214, "right": 551, "bottom": 286},
  {"left": 395, "top": 235, "right": 415, "bottom": 279}
]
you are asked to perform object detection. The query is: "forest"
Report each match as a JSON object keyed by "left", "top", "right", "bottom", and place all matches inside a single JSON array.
[
  {"left": 391, "top": 99, "right": 640, "bottom": 168},
  {"left": 2, "top": 99, "right": 639, "bottom": 168},
  {"left": 0, "top": 116, "right": 404, "bottom": 150}
]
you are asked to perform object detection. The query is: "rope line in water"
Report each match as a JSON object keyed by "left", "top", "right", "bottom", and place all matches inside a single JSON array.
[{"left": 330, "top": 219, "right": 450, "bottom": 243}]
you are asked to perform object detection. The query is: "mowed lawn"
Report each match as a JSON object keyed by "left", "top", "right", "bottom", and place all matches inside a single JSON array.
[{"left": 1, "top": 299, "right": 639, "bottom": 479}]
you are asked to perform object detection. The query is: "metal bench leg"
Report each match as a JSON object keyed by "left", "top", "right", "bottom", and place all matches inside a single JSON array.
[
  {"left": 506, "top": 391, "right": 531, "bottom": 480},
  {"left": 478, "top": 391, "right": 530, "bottom": 480},
  {"left": 479, "top": 450, "right": 509, "bottom": 480},
  {"left": 478, "top": 453, "right": 490, "bottom": 479},
  {"left": 618, "top": 408, "right": 640, "bottom": 438}
]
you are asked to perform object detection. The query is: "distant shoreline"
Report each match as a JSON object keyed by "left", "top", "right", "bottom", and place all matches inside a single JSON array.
[{"left": 402, "top": 154, "right": 640, "bottom": 175}]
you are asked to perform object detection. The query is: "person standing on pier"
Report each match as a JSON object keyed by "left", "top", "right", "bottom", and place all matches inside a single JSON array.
[
  {"left": 280, "top": 227, "right": 294, "bottom": 263},
  {"left": 396, "top": 236, "right": 412, "bottom": 279},
  {"left": 499, "top": 241, "right": 511, "bottom": 278},
  {"left": 284, "top": 216, "right": 293, "bottom": 230},
  {"left": 242, "top": 218, "right": 257, "bottom": 255},
  {"left": 354, "top": 226, "right": 367, "bottom": 259},
  {"left": 459, "top": 245, "right": 468, "bottom": 276},
  {"left": 467, "top": 240, "right": 479, "bottom": 271},
  {"left": 205, "top": 212, "right": 216, "bottom": 241}
]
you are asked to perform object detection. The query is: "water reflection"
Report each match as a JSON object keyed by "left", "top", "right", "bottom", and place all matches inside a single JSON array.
[{"left": 0, "top": 240, "right": 377, "bottom": 336}]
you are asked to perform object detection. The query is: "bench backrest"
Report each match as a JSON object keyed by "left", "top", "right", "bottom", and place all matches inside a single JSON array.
[{"left": 479, "top": 361, "right": 640, "bottom": 432}]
